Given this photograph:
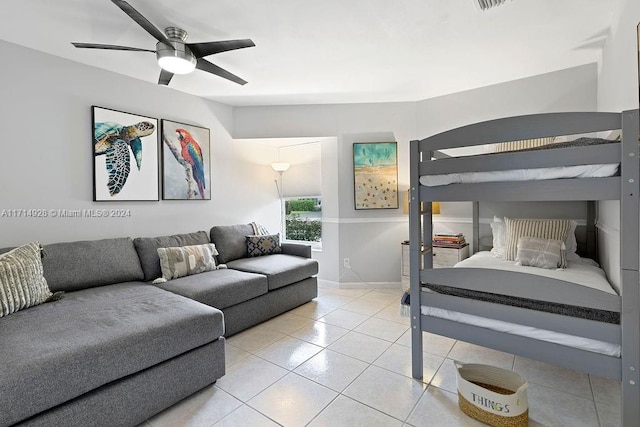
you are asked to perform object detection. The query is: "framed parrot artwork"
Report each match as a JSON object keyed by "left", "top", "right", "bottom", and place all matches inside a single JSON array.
[
  {"left": 92, "top": 106, "right": 159, "bottom": 201},
  {"left": 161, "top": 119, "right": 211, "bottom": 200}
]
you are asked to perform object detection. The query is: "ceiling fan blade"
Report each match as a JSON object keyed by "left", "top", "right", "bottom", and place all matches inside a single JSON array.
[
  {"left": 196, "top": 58, "right": 248, "bottom": 85},
  {"left": 111, "top": 0, "right": 171, "bottom": 45},
  {"left": 158, "top": 69, "right": 174, "bottom": 86},
  {"left": 187, "top": 39, "right": 255, "bottom": 59},
  {"left": 72, "top": 42, "right": 155, "bottom": 52}
]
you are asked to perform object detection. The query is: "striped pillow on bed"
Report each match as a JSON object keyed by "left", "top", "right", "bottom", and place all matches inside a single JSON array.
[{"left": 504, "top": 217, "right": 572, "bottom": 261}]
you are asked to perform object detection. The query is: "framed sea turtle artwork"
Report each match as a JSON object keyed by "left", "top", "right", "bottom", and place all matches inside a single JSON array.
[
  {"left": 92, "top": 106, "right": 159, "bottom": 201},
  {"left": 161, "top": 119, "right": 211, "bottom": 200},
  {"left": 353, "top": 142, "right": 398, "bottom": 210}
]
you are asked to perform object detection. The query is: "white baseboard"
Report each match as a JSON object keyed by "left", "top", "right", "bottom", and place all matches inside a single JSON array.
[{"left": 318, "top": 279, "right": 402, "bottom": 289}]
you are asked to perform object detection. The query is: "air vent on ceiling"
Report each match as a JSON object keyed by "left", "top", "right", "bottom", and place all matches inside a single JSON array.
[{"left": 477, "top": 0, "right": 509, "bottom": 10}]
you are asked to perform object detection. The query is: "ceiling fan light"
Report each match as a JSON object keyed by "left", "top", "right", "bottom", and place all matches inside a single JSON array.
[{"left": 156, "top": 43, "right": 196, "bottom": 74}]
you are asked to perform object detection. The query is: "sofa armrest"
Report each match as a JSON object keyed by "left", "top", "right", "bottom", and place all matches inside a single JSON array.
[{"left": 281, "top": 242, "right": 312, "bottom": 258}]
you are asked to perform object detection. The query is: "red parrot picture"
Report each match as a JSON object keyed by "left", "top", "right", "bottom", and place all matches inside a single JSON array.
[
  {"left": 161, "top": 119, "right": 210, "bottom": 200},
  {"left": 175, "top": 128, "right": 206, "bottom": 199}
]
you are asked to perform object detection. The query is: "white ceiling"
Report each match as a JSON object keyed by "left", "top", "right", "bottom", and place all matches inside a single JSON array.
[{"left": 0, "top": 0, "right": 621, "bottom": 106}]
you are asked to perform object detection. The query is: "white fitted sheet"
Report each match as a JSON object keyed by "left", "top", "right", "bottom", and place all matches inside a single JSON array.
[
  {"left": 419, "top": 163, "right": 619, "bottom": 187},
  {"left": 454, "top": 251, "right": 617, "bottom": 295},
  {"left": 421, "top": 252, "right": 620, "bottom": 356},
  {"left": 421, "top": 306, "right": 620, "bottom": 357}
]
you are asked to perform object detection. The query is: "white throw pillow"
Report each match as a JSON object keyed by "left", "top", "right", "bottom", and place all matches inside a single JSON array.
[
  {"left": 490, "top": 216, "right": 506, "bottom": 258},
  {"left": 0, "top": 242, "right": 52, "bottom": 317}
]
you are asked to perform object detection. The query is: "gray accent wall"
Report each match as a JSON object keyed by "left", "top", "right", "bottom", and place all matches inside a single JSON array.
[{"left": 0, "top": 40, "right": 278, "bottom": 246}]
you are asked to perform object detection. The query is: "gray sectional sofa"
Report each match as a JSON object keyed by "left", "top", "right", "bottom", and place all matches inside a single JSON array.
[{"left": 0, "top": 224, "right": 318, "bottom": 427}]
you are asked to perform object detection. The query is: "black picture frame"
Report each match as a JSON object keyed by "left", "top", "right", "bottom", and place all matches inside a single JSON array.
[
  {"left": 353, "top": 142, "right": 399, "bottom": 210},
  {"left": 92, "top": 106, "right": 159, "bottom": 201}
]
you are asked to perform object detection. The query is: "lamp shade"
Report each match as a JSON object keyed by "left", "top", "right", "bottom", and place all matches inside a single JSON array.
[{"left": 271, "top": 162, "right": 290, "bottom": 172}]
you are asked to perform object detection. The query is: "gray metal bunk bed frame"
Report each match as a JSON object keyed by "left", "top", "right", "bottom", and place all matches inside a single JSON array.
[{"left": 408, "top": 110, "right": 640, "bottom": 425}]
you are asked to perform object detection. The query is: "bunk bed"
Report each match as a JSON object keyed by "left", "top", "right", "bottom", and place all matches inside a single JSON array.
[{"left": 408, "top": 110, "right": 640, "bottom": 425}]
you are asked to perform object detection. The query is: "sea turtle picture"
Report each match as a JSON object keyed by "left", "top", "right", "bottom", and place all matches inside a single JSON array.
[{"left": 94, "top": 120, "right": 155, "bottom": 196}]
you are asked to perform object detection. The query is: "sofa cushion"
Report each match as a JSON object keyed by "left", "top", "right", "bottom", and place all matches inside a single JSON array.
[
  {"left": 0, "top": 242, "right": 52, "bottom": 317},
  {"left": 0, "top": 282, "right": 223, "bottom": 426},
  {"left": 42, "top": 238, "right": 144, "bottom": 292},
  {"left": 134, "top": 231, "right": 210, "bottom": 281},
  {"left": 210, "top": 224, "right": 254, "bottom": 264},
  {"left": 227, "top": 254, "right": 319, "bottom": 291},
  {"left": 155, "top": 268, "right": 268, "bottom": 309}
]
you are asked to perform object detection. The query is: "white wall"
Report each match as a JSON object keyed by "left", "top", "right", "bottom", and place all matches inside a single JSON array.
[
  {"left": 0, "top": 40, "right": 278, "bottom": 246},
  {"left": 595, "top": 0, "right": 640, "bottom": 289},
  {"left": 233, "top": 64, "right": 598, "bottom": 286}
]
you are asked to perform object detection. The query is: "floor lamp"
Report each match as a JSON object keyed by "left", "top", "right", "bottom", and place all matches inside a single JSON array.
[{"left": 271, "top": 162, "right": 290, "bottom": 237}]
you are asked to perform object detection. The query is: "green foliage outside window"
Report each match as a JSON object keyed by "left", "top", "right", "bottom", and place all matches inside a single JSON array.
[
  {"left": 285, "top": 199, "right": 317, "bottom": 214},
  {"left": 285, "top": 215, "right": 322, "bottom": 242}
]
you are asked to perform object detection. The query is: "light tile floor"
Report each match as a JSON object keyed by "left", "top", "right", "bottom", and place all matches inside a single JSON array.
[{"left": 143, "top": 285, "right": 621, "bottom": 427}]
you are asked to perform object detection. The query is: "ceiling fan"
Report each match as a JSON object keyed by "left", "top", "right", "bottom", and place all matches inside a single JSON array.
[{"left": 72, "top": 0, "right": 255, "bottom": 86}]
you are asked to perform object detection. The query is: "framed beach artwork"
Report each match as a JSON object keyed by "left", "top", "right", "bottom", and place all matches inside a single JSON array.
[
  {"left": 161, "top": 119, "right": 211, "bottom": 200},
  {"left": 92, "top": 106, "right": 159, "bottom": 201},
  {"left": 353, "top": 142, "right": 398, "bottom": 210}
]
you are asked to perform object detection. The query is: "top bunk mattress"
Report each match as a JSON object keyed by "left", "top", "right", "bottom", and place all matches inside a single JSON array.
[
  {"left": 419, "top": 137, "right": 619, "bottom": 187},
  {"left": 419, "top": 163, "right": 619, "bottom": 187}
]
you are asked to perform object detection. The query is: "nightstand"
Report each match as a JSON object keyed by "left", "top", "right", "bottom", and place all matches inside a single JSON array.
[{"left": 432, "top": 244, "right": 470, "bottom": 268}]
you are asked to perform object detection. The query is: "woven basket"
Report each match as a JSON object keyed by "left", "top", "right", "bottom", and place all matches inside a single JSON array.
[{"left": 455, "top": 361, "right": 529, "bottom": 427}]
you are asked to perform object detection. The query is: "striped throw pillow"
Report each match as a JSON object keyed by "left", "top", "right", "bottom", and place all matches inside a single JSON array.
[
  {"left": 0, "top": 242, "right": 52, "bottom": 317},
  {"left": 504, "top": 217, "right": 572, "bottom": 261}
]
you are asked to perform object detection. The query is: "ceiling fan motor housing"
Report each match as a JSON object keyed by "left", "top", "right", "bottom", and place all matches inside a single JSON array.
[{"left": 156, "top": 27, "right": 196, "bottom": 74}]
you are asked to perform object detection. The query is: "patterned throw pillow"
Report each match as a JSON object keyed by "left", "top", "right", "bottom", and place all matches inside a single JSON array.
[
  {"left": 504, "top": 217, "right": 572, "bottom": 261},
  {"left": 246, "top": 234, "right": 282, "bottom": 257},
  {"left": 0, "top": 242, "right": 52, "bottom": 317},
  {"left": 516, "top": 237, "right": 566, "bottom": 269},
  {"left": 156, "top": 243, "right": 219, "bottom": 282}
]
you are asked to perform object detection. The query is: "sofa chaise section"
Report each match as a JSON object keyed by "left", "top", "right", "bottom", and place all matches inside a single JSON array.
[{"left": 0, "top": 237, "right": 225, "bottom": 427}]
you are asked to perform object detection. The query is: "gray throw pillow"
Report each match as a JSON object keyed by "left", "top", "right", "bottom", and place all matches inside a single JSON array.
[{"left": 515, "top": 237, "right": 566, "bottom": 269}]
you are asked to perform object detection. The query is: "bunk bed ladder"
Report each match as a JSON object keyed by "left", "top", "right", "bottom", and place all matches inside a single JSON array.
[
  {"left": 620, "top": 109, "right": 640, "bottom": 426},
  {"left": 409, "top": 139, "right": 425, "bottom": 379}
]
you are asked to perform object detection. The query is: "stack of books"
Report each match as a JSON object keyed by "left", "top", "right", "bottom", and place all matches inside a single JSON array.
[{"left": 433, "top": 232, "right": 466, "bottom": 248}]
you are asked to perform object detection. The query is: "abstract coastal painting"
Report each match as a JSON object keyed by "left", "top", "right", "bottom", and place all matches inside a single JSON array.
[
  {"left": 353, "top": 142, "right": 398, "bottom": 210},
  {"left": 93, "top": 106, "right": 159, "bottom": 201},
  {"left": 161, "top": 119, "right": 211, "bottom": 200}
]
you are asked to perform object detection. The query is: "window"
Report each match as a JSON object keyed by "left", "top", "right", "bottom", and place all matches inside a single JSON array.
[{"left": 284, "top": 197, "right": 322, "bottom": 248}]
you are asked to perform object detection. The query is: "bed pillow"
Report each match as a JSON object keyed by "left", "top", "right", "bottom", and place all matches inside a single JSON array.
[
  {"left": 246, "top": 234, "right": 282, "bottom": 257},
  {"left": 490, "top": 216, "right": 506, "bottom": 258},
  {"left": 565, "top": 220, "right": 579, "bottom": 261},
  {"left": 516, "top": 237, "right": 566, "bottom": 269},
  {"left": 155, "top": 243, "right": 219, "bottom": 283},
  {"left": 0, "top": 242, "right": 53, "bottom": 317},
  {"left": 504, "top": 217, "right": 572, "bottom": 261}
]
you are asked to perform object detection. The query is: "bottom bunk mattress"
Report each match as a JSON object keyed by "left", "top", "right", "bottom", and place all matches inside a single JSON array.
[
  {"left": 421, "top": 306, "right": 620, "bottom": 356},
  {"left": 421, "top": 252, "right": 621, "bottom": 357}
]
